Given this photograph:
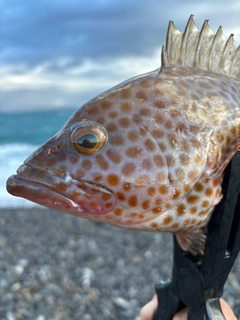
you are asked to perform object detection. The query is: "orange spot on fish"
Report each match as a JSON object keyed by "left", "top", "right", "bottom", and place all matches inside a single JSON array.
[
  {"left": 73, "top": 190, "right": 80, "bottom": 197},
  {"left": 70, "top": 156, "right": 78, "bottom": 164},
  {"left": 205, "top": 188, "right": 213, "bottom": 196},
  {"left": 96, "top": 155, "right": 109, "bottom": 170},
  {"left": 194, "top": 182, "right": 204, "bottom": 192},
  {"left": 123, "top": 183, "right": 131, "bottom": 192},
  {"left": 87, "top": 106, "right": 99, "bottom": 115},
  {"left": 94, "top": 173, "right": 103, "bottom": 182},
  {"left": 91, "top": 187, "right": 100, "bottom": 194},
  {"left": 109, "top": 111, "right": 118, "bottom": 119},
  {"left": 202, "top": 200, "right": 209, "bottom": 207},
  {"left": 231, "top": 127, "right": 237, "bottom": 135},
  {"left": 154, "top": 100, "right": 166, "bottom": 109},
  {"left": 163, "top": 216, "right": 173, "bottom": 225},
  {"left": 199, "top": 210, "right": 209, "bottom": 217},
  {"left": 107, "top": 174, "right": 119, "bottom": 186},
  {"left": 106, "top": 150, "right": 122, "bottom": 164},
  {"left": 148, "top": 187, "right": 156, "bottom": 196},
  {"left": 46, "top": 159, "right": 56, "bottom": 167},
  {"left": 100, "top": 100, "right": 112, "bottom": 109},
  {"left": 165, "top": 203, "right": 171, "bottom": 209},
  {"left": 173, "top": 189, "right": 181, "bottom": 199},
  {"left": 121, "top": 88, "right": 131, "bottom": 99},
  {"left": 116, "top": 192, "right": 125, "bottom": 201},
  {"left": 90, "top": 201, "right": 99, "bottom": 210},
  {"left": 141, "top": 200, "right": 150, "bottom": 210},
  {"left": 140, "top": 80, "right": 150, "bottom": 88},
  {"left": 120, "top": 102, "right": 132, "bottom": 113},
  {"left": 112, "top": 136, "right": 124, "bottom": 145},
  {"left": 58, "top": 182, "right": 67, "bottom": 192},
  {"left": 155, "top": 198, "right": 162, "bottom": 206},
  {"left": 135, "top": 90, "right": 147, "bottom": 102},
  {"left": 212, "top": 178, "right": 220, "bottom": 187},
  {"left": 127, "top": 131, "right": 139, "bottom": 142},
  {"left": 144, "top": 138, "right": 156, "bottom": 152},
  {"left": 177, "top": 203, "right": 186, "bottom": 216},
  {"left": 154, "top": 154, "right": 165, "bottom": 167},
  {"left": 82, "top": 160, "right": 92, "bottom": 170},
  {"left": 128, "top": 195, "right": 137, "bottom": 207},
  {"left": 119, "top": 117, "right": 130, "bottom": 128},
  {"left": 154, "top": 114, "right": 164, "bottom": 123},
  {"left": 190, "top": 207, "right": 197, "bottom": 215},
  {"left": 102, "top": 193, "right": 111, "bottom": 201},
  {"left": 122, "top": 163, "right": 136, "bottom": 176},
  {"left": 106, "top": 123, "right": 117, "bottom": 132},
  {"left": 105, "top": 202, "right": 113, "bottom": 210},
  {"left": 114, "top": 208, "right": 123, "bottom": 216},
  {"left": 126, "top": 147, "right": 142, "bottom": 158},
  {"left": 151, "top": 222, "right": 158, "bottom": 228},
  {"left": 153, "top": 207, "right": 162, "bottom": 214},
  {"left": 159, "top": 185, "right": 168, "bottom": 195},
  {"left": 187, "top": 195, "right": 199, "bottom": 204}
]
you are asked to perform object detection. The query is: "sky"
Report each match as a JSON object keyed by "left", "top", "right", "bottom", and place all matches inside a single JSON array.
[{"left": 1, "top": 0, "right": 240, "bottom": 113}]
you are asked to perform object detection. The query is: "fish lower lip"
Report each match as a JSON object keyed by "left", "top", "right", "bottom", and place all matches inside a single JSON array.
[
  {"left": 7, "top": 174, "right": 79, "bottom": 212},
  {"left": 6, "top": 167, "right": 116, "bottom": 215}
]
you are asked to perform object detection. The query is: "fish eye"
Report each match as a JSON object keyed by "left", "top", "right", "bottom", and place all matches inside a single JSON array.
[{"left": 71, "top": 121, "right": 108, "bottom": 156}]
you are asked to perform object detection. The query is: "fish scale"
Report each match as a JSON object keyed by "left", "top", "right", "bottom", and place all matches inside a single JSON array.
[{"left": 6, "top": 16, "right": 240, "bottom": 255}]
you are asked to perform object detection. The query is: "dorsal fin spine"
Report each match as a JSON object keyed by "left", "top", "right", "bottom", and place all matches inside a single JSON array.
[
  {"left": 230, "top": 46, "right": 240, "bottom": 78},
  {"left": 161, "top": 15, "right": 240, "bottom": 80},
  {"left": 195, "top": 20, "right": 212, "bottom": 69},
  {"left": 180, "top": 15, "right": 193, "bottom": 65},
  {"left": 221, "top": 34, "right": 236, "bottom": 75},
  {"left": 209, "top": 26, "right": 225, "bottom": 73}
]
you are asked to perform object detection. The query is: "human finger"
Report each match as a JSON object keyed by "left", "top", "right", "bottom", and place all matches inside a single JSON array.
[{"left": 140, "top": 294, "right": 158, "bottom": 320}]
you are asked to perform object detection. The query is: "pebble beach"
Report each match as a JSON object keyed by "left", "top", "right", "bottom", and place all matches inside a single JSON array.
[{"left": 0, "top": 208, "right": 240, "bottom": 320}]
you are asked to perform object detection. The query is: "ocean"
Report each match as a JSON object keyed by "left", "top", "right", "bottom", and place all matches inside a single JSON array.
[{"left": 0, "top": 108, "right": 76, "bottom": 208}]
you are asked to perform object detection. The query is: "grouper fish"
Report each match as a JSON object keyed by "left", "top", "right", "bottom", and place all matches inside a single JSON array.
[{"left": 6, "top": 16, "right": 240, "bottom": 255}]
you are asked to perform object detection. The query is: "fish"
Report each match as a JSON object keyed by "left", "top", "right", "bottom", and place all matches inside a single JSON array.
[{"left": 6, "top": 15, "right": 240, "bottom": 255}]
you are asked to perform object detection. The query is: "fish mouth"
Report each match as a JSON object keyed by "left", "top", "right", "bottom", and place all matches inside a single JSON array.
[{"left": 6, "top": 164, "right": 116, "bottom": 216}]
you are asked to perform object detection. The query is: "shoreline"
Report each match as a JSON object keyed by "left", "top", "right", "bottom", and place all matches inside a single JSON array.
[{"left": 0, "top": 207, "right": 240, "bottom": 319}]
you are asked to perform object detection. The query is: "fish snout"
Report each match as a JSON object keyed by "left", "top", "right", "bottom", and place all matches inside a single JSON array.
[{"left": 6, "top": 163, "right": 116, "bottom": 216}]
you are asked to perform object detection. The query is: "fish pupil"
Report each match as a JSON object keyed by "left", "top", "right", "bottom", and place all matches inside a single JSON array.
[{"left": 77, "top": 133, "right": 97, "bottom": 149}]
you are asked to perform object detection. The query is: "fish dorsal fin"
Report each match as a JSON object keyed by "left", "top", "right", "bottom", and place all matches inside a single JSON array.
[{"left": 161, "top": 15, "right": 240, "bottom": 79}]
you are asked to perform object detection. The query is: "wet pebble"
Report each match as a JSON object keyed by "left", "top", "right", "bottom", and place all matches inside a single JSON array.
[{"left": 0, "top": 208, "right": 240, "bottom": 319}]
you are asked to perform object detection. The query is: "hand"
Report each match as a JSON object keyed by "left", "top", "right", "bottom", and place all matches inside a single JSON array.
[{"left": 140, "top": 295, "right": 237, "bottom": 320}]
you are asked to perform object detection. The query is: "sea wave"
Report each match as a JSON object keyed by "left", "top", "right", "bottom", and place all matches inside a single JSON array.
[{"left": 0, "top": 143, "right": 40, "bottom": 208}]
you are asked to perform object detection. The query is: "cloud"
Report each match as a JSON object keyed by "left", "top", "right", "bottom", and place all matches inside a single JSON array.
[
  {"left": 1, "top": 50, "right": 161, "bottom": 111},
  {"left": 1, "top": 0, "right": 240, "bottom": 112}
]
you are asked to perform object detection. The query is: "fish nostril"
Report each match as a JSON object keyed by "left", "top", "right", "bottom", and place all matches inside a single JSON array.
[{"left": 47, "top": 145, "right": 62, "bottom": 156}]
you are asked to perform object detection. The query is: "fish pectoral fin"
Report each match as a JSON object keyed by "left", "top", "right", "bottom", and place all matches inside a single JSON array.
[{"left": 176, "top": 233, "right": 206, "bottom": 256}]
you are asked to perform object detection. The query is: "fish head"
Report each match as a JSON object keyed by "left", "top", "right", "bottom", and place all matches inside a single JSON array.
[{"left": 7, "top": 74, "right": 212, "bottom": 230}]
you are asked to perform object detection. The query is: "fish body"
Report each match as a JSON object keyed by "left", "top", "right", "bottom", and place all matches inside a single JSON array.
[{"left": 6, "top": 16, "right": 240, "bottom": 253}]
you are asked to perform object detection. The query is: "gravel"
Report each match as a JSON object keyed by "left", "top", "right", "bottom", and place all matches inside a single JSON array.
[{"left": 0, "top": 208, "right": 240, "bottom": 319}]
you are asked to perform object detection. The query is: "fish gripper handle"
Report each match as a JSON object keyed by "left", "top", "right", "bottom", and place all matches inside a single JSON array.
[{"left": 153, "top": 150, "right": 240, "bottom": 320}]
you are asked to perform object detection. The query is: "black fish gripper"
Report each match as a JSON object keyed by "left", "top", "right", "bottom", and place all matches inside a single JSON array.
[{"left": 153, "top": 150, "right": 240, "bottom": 320}]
